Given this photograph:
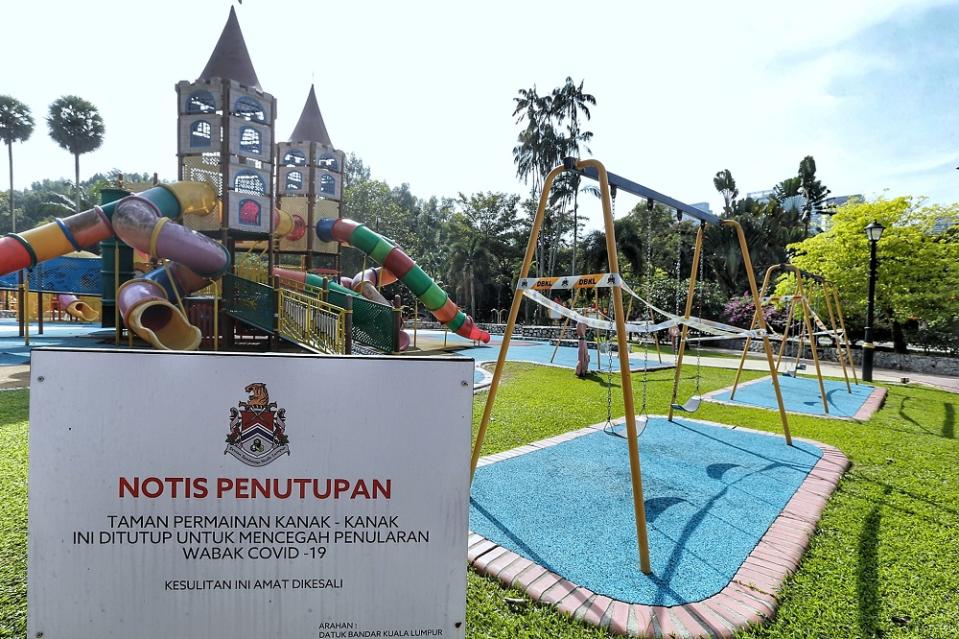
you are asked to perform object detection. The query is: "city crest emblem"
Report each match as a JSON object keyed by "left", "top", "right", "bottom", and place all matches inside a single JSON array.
[{"left": 225, "top": 383, "right": 290, "bottom": 467}]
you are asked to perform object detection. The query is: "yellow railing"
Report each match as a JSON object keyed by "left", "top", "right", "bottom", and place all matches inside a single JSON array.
[
  {"left": 277, "top": 287, "right": 349, "bottom": 354},
  {"left": 235, "top": 261, "right": 270, "bottom": 284}
]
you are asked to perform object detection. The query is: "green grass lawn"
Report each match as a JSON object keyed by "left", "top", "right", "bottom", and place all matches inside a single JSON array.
[
  {"left": 2, "top": 365, "right": 957, "bottom": 638},
  {"left": 468, "top": 364, "right": 959, "bottom": 638}
]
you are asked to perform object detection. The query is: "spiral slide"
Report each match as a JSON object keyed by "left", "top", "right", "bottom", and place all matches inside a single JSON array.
[
  {"left": 316, "top": 218, "right": 490, "bottom": 343},
  {"left": 0, "top": 182, "right": 229, "bottom": 350},
  {"left": 57, "top": 294, "right": 99, "bottom": 322}
]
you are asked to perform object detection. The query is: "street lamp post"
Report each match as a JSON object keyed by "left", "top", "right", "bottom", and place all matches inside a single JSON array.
[{"left": 862, "top": 220, "right": 885, "bottom": 382}]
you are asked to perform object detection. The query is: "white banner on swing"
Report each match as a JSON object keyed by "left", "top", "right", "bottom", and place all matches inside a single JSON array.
[{"left": 516, "top": 272, "right": 622, "bottom": 291}]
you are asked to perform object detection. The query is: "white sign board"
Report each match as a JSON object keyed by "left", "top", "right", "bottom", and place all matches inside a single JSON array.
[{"left": 28, "top": 349, "right": 472, "bottom": 639}]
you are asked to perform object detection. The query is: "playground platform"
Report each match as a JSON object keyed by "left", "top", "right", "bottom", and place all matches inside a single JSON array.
[{"left": 0, "top": 320, "right": 119, "bottom": 366}]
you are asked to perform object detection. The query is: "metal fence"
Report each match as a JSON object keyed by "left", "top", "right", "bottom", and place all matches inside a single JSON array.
[
  {"left": 276, "top": 276, "right": 398, "bottom": 353},
  {"left": 277, "top": 288, "right": 349, "bottom": 354}
]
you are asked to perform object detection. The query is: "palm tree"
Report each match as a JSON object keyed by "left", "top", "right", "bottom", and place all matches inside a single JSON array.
[
  {"left": 798, "top": 155, "right": 830, "bottom": 237},
  {"left": 0, "top": 96, "right": 34, "bottom": 232},
  {"left": 447, "top": 224, "right": 492, "bottom": 318},
  {"left": 713, "top": 169, "right": 739, "bottom": 215},
  {"left": 550, "top": 78, "right": 595, "bottom": 275},
  {"left": 47, "top": 96, "right": 104, "bottom": 213},
  {"left": 512, "top": 86, "right": 559, "bottom": 278}
]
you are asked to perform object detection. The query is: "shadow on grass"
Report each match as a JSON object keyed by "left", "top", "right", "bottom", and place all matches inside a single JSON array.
[
  {"left": 858, "top": 485, "right": 890, "bottom": 638},
  {"left": 943, "top": 403, "right": 954, "bottom": 440},
  {"left": 849, "top": 471, "right": 959, "bottom": 522}
]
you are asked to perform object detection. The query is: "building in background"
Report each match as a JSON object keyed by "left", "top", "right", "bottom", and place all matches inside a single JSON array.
[{"left": 746, "top": 189, "right": 862, "bottom": 234}]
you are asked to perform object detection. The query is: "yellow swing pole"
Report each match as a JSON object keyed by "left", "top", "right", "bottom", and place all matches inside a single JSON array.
[
  {"left": 471, "top": 164, "right": 566, "bottom": 483},
  {"left": 470, "top": 160, "right": 651, "bottom": 574},
  {"left": 776, "top": 294, "right": 799, "bottom": 370},
  {"left": 729, "top": 264, "right": 776, "bottom": 399},
  {"left": 791, "top": 299, "right": 806, "bottom": 370},
  {"left": 726, "top": 222, "right": 792, "bottom": 444},
  {"left": 588, "top": 159, "right": 650, "bottom": 574},
  {"left": 667, "top": 224, "right": 704, "bottom": 420},
  {"left": 830, "top": 284, "right": 859, "bottom": 385},
  {"left": 821, "top": 282, "right": 851, "bottom": 392},
  {"left": 794, "top": 277, "right": 829, "bottom": 414}
]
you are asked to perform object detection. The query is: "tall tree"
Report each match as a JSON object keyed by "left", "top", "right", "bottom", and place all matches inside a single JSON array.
[
  {"left": 798, "top": 155, "right": 830, "bottom": 237},
  {"left": 713, "top": 169, "right": 738, "bottom": 215},
  {"left": 786, "top": 196, "right": 959, "bottom": 353},
  {"left": 773, "top": 176, "right": 801, "bottom": 202},
  {"left": 47, "top": 96, "right": 104, "bottom": 213},
  {"left": 550, "top": 77, "right": 595, "bottom": 274},
  {"left": 512, "top": 86, "right": 558, "bottom": 278},
  {"left": 0, "top": 96, "right": 34, "bottom": 232}
]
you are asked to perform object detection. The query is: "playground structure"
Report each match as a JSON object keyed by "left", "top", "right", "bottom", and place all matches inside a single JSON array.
[
  {"left": 0, "top": 182, "right": 229, "bottom": 350},
  {"left": 315, "top": 218, "right": 490, "bottom": 343},
  {"left": 0, "top": 251, "right": 101, "bottom": 332},
  {"left": 471, "top": 157, "right": 797, "bottom": 576},
  {"left": 0, "top": 8, "right": 430, "bottom": 358}
]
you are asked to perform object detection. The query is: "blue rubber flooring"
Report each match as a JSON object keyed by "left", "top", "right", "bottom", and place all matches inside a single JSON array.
[
  {"left": 0, "top": 320, "right": 112, "bottom": 365},
  {"left": 710, "top": 374, "right": 875, "bottom": 418},
  {"left": 450, "top": 335, "right": 663, "bottom": 373},
  {"left": 470, "top": 417, "right": 822, "bottom": 605}
]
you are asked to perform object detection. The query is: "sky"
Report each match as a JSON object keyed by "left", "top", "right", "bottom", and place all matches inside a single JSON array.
[{"left": 3, "top": 0, "right": 958, "bottom": 231}]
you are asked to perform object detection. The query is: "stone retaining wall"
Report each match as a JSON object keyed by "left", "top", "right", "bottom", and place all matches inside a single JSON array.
[{"left": 694, "top": 338, "right": 959, "bottom": 377}]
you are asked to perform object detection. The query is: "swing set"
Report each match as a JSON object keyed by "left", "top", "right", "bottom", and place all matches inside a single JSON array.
[
  {"left": 469, "top": 158, "right": 795, "bottom": 574},
  {"left": 727, "top": 264, "right": 859, "bottom": 415}
]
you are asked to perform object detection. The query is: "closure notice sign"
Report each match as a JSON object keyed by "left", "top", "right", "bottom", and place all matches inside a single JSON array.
[{"left": 28, "top": 349, "right": 471, "bottom": 639}]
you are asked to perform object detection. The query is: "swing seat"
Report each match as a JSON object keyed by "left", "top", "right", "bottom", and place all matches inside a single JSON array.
[
  {"left": 783, "top": 363, "right": 806, "bottom": 378},
  {"left": 671, "top": 396, "right": 702, "bottom": 413},
  {"left": 604, "top": 415, "right": 648, "bottom": 439}
]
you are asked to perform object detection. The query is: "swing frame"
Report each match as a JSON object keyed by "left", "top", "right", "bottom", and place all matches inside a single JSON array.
[
  {"left": 729, "top": 265, "right": 859, "bottom": 414},
  {"left": 665, "top": 222, "right": 793, "bottom": 446},
  {"left": 469, "top": 158, "right": 653, "bottom": 573}
]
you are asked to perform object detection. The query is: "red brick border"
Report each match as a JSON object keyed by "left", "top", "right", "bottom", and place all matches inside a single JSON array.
[
  {"left": 468, "top": 416, "right": 850, "bottom": 637},
  {"left": 701, "top": 375, "right": 887, "bottom": 422},
  {"left": 852, "top": 386, "right": 887, "bottom": 421}
]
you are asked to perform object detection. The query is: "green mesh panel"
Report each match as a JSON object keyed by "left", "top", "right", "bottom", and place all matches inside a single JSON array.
[
  {"left": 223, "top": 273, "right": 275, "bottom": 333},
  {"left": 325, "top": 288, "right": 398, "bottom": 353}
]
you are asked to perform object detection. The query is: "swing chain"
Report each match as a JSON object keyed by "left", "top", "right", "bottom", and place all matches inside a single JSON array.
[
  {"left": 640, "top": 199, "right": 655, "bottom": 416},
  {"left": 694, "top": 223, "right": 705, "bottom": 396},
  {"left": 604, "top": 187, "right": 617, "bottom": 428}
]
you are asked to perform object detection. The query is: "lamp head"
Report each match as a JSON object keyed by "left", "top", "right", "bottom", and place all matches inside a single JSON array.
[{"left": 865, "top": 220, "right": 885, "bottom": 243}]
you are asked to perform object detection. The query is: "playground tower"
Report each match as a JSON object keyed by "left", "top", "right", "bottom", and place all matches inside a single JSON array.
[
  {"left": 175, "top": 7, "right": 276, "bottom": 240},
  {"left": 277, "top": 86, "right": 345, "bottom": 273}
]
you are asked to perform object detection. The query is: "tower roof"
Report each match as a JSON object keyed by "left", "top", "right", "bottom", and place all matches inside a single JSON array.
[
  {"left": 198, "top": 6, "right": 261, "bottom": 90},
  {"left": 289, "top": 85, "right": 333, "bottom": 146}
]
